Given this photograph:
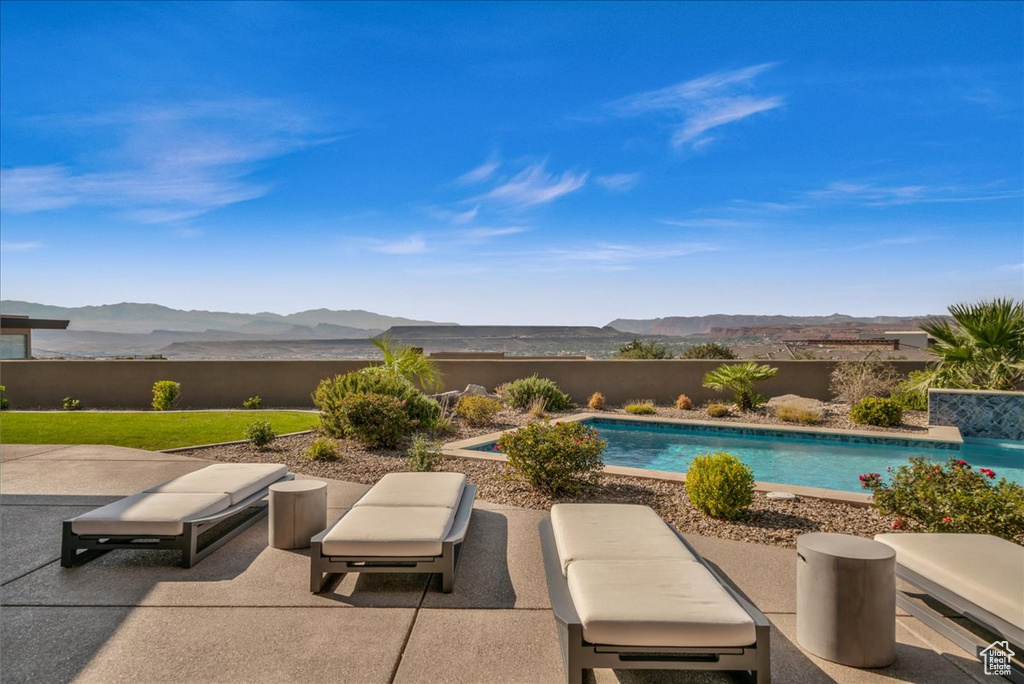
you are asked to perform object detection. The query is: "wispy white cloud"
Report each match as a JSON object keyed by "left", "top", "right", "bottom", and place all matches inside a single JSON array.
[
  {"left": 461, "top": 226, "right": 530, "bottom": 240},
  {"left": 0, "top": 241, "right": 43, "bottom": 252},
  {"left": 802, "top": 181, "right": 1023, "bottom": 207},
  {"left": 477, "top": 162, "right": 588, "bottom": 208},
  {"left": 595, "top": 173, "right": 641, "bottom": 192},
  {"left": 606, "top": 63, "right": 783, "bottom": 149},
  {"left": 660, "top": 218, "right": 758, "bottom": 229},
  {"left": 1, "top": 98, "right": 334, "bottom": 222},
  {"left": 871, "top": 235, "right": 934, "bottom": 247},
  {"left": 371, "top": 235, "right": 428, "bottom": 255},
  {"left": 996, "top": 262, "right": 1024, "bottom": 273},
  {"left": 543, "top": 241, "right": 718, "bottom": 265},
  {"left": 428, "top": 205, "right": 480, "bottom": 224},
  {"left": 457, "top": 156, "right": 501, "bottom": 185}
]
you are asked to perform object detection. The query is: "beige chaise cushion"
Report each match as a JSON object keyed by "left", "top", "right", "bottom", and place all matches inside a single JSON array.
[
  {"left": 71, "top": 492, "right": 231, "bottom": 536},
  {"left": 550, "top": 503, "right": 697, "bottom": 575},
  {"left": 354, "top": 472, "right": 467, "bottom": 509},
  {"left": 321, "top": 505, "right": 457, "bottom": 557},
  {"left": 146, "top": 463, "right": 287, "bottom": 505},
  {"left": 567, "top": 559, "right": 757, "bottom": 648},
  {"left": 875, "top": 533, "right": 1024, "bottom": 630}
]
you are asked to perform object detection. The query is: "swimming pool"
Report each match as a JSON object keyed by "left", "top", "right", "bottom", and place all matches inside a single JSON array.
[{"left": 469, "top": 417, "right": 1024, "bottom": 493}]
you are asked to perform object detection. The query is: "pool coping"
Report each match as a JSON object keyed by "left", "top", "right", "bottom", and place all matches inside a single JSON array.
[{"left": 443, "top": 413, "right": 965, "bottom": 507}]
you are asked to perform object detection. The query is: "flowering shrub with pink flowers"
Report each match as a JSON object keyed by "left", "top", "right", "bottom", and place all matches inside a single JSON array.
[
  {"left": 860, "top": 456, "right": 1024, "bottom": 543},
  {"left": 496, "top": 420, "right": 605, "bottom": 496}
]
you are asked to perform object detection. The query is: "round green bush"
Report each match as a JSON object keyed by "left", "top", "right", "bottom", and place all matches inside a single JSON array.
[
  {"left": 496, "top": 375, "right": 573, "bottom": 412},
  {"left": 850, "top": 397, "right": 903, "bottom": 427},
  {"left": 313, "top": 368, "right": 440, "bottom": 436},
  {"left": 496, "top": 421, "right": 605, "bottom": 495},
  {"left": 245, "top": 420, "right": 277, "bottom": 448},
  {"left": 455, "top": 395, "right": 503, "bottom": 427},
  {"left": 335, "top": 392, "right": 411, "bottom": 448},
  {"left": 151, "top": 380, "right": 181, "bottom": 411},
  {"left": 685, "top": 452, "right": 754, "bottom": 520},
  {"left": 624, "top": 401, "right": 656, "bottom": 415}
]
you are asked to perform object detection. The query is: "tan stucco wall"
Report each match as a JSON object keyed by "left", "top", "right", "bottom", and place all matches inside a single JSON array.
[{"left": 0, "top": 358, "right": 930, "bottom": 409}]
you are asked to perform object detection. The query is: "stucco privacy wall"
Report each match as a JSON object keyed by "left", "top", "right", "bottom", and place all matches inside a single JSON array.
[
  {"left": 0, "top": 359, "right": 929, "bottom": 409},
  {"left": 928, "top": 388, "right": 1024, "bottom": 440}
]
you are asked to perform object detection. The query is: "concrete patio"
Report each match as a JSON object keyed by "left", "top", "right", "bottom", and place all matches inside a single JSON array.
[{"left": 0, "top": 444, "right": 992, "bottom": 683}]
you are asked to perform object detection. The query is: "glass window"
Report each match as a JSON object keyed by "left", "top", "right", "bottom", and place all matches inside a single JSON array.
[{"left": 0, "top": 334, "right": 28, "bottom": 359}]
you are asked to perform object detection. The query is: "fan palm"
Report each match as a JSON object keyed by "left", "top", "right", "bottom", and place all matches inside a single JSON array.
[
  {"left": 370, "top": 333, "right": 444, "bottom": 392},
  {"left": 702, "top": 362, "right": 778, "bottom": 411},
  {"left": 918, "top": 298, "right": 1024, "bottom": 391}
]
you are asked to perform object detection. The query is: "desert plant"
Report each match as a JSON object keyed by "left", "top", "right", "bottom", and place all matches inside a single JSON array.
[
  {"left": 245, "top": 420, "right": 277, "bottom": 448},
  {"left": 588, "top": 392, "right": 605, "bottom": 410},
  {"left": 407, "top": 435, "right": 445, "bottom": 472},
  {"left": 850, "top": 397, "right": 903, "bottom": 427},
  {"left": 0, "top": 385, "right": 7, "bottom": 410},
  {"left": 615, "top": 338, "right": 674, "bottom": 359},
  {"left": 313, "top": 369, "right": 440, "bottom": 436},
  {"left": 242, "top": 396, "right": 262, "bottom": 409},
  {"left": 890, "top": 370, "right": 929, "bottom": 411},
  {"left": 454, "top": 395, "right": 503, "bottom": 427},
  {"left": 151, "top": 380, "right": 181, "bottom": 411},
  {"left": 370, "top": 333, "right": 444, "bottom": 392},
  {"left": 675, "top": 394, "right": 693, "bottom": 410},
  {"left": 496, "top": 420, "right": 606, "bottom": 495},
  {"left": 706, "top": 403, "right": 731, "bottom": 417},
  {"left": 829, "top": 355, "right": 900, "bottom": 404},
  {"left": 61, "top": 397, "right": 82, "bottom": 411},
  {"left": 680, "top": 343, "right": 737, "bottom": 360},
  {"left": 304, "top": 436, "right": 339, "bottom": 461},
  {"left": 624, "top": 400, "right": 656, "bottom": 415},
  {"left": 496, "top": 375, "right": 573, "bottom": 412},
  {"left": 918, "top": 298, "right": 1024, "bottom": 391},
  {"left": 860, "top": 457, "right": 1024, "bottom": 543},
  {"left": 526, "top": 396, "right": 549, "bottom": 420},
  {"left": 685, "top": 452, "right": 755, "bottom": 520},
  {"left": 703, "top": 362, "right": 778, "bottom": 410},
  {"left": 775, "top": 405, "right": 823, "bottom": 424},
  {"left": 334, "top": 392, "right": 411, "bottom": 448}
]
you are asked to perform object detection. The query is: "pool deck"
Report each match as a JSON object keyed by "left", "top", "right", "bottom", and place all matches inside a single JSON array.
[{"left": 1, "top": 443, "right": 992, "bottom": 684}]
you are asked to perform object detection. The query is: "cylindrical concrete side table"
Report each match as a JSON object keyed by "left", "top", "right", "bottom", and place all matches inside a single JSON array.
[
  {"left": 797, "top": 532, "right": 896, "bottom": 668},
  {"left": 268, "top": 480, "right": 328, "bottom": 550}
]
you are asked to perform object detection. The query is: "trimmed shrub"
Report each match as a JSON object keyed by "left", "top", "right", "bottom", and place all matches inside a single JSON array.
[
  {"left": 776, "top": 405, "right": 822, "bottom": 424},
  {"left": 151, "top": 380, "right": 181, "bottom": 411},
  {"left": 675, "top": 394, "right": 693, "bottom": 410},
  {"left": 850, "top": 397, "right": 903, "bottom": 427},
  {"left": 304, "top": 436, "right": 339, "bottom": 461},
  {"left": 680, "top": 343, "right": 737, "bottom": 360},
  {"left": 407, "top": 436, "right": 445, "bottom": 472},
  {"left": 455, "top": 395, "right": 502, "bottom": 427},
  {"left": 685, "top": 452, "right": 755, "bottom": 520},
  {"left": 243, "top": 396, "right": 262, "bottom": 409},
  {"left": 335, "top": 392, "right": 411, "bottom": 448},
  {"left": 624, "top": 400, "right": 656, "bottom": 415},
  {"left": 706, "top": 403, "right": 731, "bottom": 417},
  {"left": 588, "top": 392, "right": 605, "bottom": 411},
  {"left": 496, "top": 421, "right": 606, "bottom": 495},
  {"left": 829, "top": 356, "right": 900, "bottom": 404},
  {"left": 496, "top": 375, "right": 573, "bottom": 412},
  {"left": 891, "top": 371, "right": 929, "bottom": 411},
  {"left": 313, "top": 369, "right": 440, "bottom": 436},
  {"left": 62, "top": 397, "right": 82, "bottom": 411},
  {"left": 860, "top": 457, "right": 1024, "bottom": 543},
  {"left": 245, "top": 420, "right": 276, "bottom": 448}
]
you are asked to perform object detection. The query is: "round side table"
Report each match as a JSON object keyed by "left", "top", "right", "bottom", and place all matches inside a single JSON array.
[
  {"left": 797, "top": 532, "right": 896, "bottom": 668},
  {"left": 268, "top": 480, "right": 328, "bottom": 550}
]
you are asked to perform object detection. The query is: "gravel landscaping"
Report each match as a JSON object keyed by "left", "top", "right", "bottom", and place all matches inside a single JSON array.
[{"left": 181, "top": 402, "right": 921, "bottom": 549}]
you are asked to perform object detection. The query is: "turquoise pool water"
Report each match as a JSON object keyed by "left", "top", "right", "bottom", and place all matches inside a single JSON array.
[{"left": 472, "top": 418, "right": 1024, "bottom": 493}]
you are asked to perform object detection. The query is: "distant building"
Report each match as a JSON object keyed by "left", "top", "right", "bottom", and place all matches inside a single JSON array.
[
  {"left": 0, "top": 315, "right": 70, "bottom": 359},
  {"left": 882, "top": 331, "right": 934, "bottom": 350}
]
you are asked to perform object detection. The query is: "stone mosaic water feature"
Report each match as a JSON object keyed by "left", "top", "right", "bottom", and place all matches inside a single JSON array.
[{"left": 928, "top": 389, "right": 1024, "bottom": 440}]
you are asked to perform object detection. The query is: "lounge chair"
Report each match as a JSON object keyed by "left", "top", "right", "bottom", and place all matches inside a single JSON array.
[
  {"left": 540, "top": 503, "right": 771, "bottom": 684},
  {"left": 310, "top": 472, "right": 476, "bottom": 593},
  {"left": 62, "top": 463, "right": 292, "bottom": 568},
  {"left": 875, "top": 533, "right": 1023, "bottom": 682}
]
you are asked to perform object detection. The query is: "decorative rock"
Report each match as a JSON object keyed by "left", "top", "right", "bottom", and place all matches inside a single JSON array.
[{"left": 766, "top": 491, "right": 798, "bottom": 501}]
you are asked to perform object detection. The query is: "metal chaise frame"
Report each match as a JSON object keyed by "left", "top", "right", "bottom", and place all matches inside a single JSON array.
[
  {"left": 61, "top": 473, "right": 294, "bottom": 569},
  {"left": 894, "top": 562, "right": 1024, "bottom": 683},
  {"left": 539, "top": 516, "right": 772, "bottom": 684},
  {"left": 310, "top": 483, "right": 476, "bottom": 594}
]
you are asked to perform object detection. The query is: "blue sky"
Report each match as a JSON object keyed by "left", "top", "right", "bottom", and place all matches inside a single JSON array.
[{"left": 1, "top": 1, "right": 1021, "bottom": 325}]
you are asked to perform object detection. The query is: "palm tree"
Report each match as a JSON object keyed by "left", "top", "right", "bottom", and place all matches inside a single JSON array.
[
  {"left": 370, "top": 333, "right": 444, "bottom": 392},
  {"left": 918, "top": 298, "right": 1024, "bottom": 391},
  {"left": 703, "top": 362, "right": 779, "bottom": 411}
]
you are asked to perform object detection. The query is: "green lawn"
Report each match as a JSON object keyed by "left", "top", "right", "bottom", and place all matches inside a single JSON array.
[{"left": 0, "top": 411, "right": 320, "bottom": 451}]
